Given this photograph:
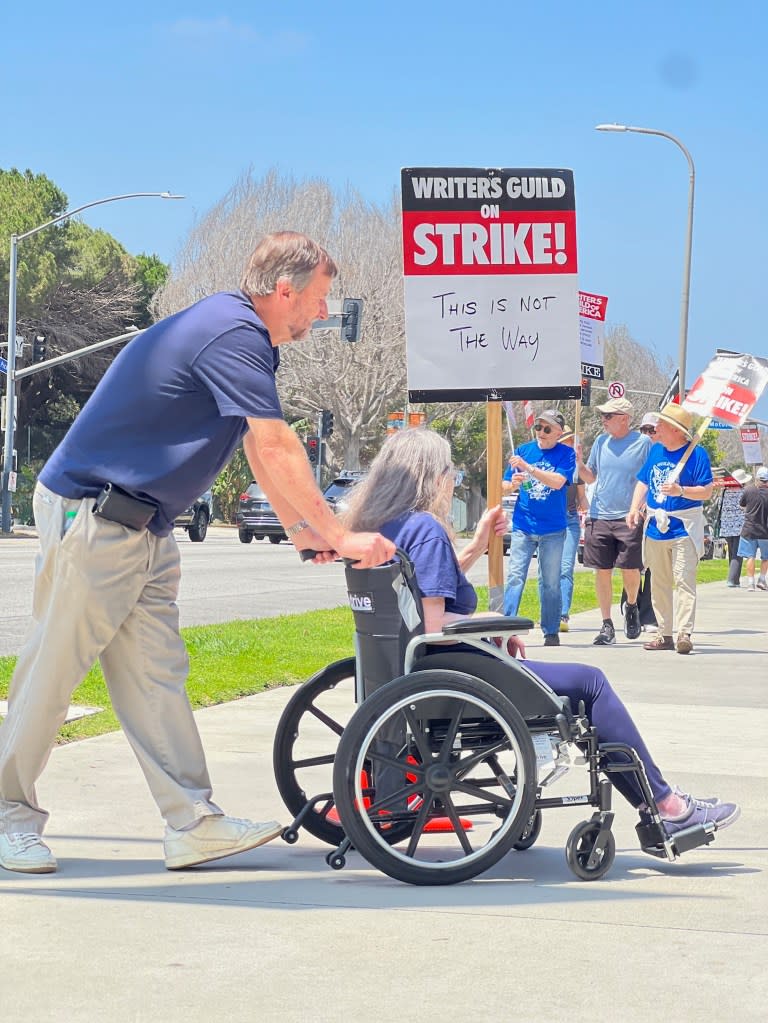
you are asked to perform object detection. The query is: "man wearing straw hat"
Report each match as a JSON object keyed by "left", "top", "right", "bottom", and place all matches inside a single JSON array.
[{"left": 627, "top": 402, "right": 714, "bottom": 654}]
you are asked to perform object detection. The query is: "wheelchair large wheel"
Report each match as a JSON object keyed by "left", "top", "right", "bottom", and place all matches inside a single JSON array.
[
  {"left": 273, "top": 658, "right": 356, "bottom": 845},
  {"left": 333, "top": 670, "right": 537, "bottom": 886}
]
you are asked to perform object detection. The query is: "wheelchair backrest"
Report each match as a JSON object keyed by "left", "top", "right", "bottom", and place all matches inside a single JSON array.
[{"left": 344, "top": 550, "right": 424, "bottom": 701}]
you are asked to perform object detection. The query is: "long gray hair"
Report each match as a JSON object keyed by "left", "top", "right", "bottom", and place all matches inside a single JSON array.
[{"left": 342, "top": 428, "right": 453, "bottom": 532}]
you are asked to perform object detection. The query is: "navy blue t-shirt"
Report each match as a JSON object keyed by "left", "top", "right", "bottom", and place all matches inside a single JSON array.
[
  {"left": 380, "top": 512, "right": 477, "bottom": 616},
  {"left": 40, "top": 291, "right": 282, "bottom": 535}
]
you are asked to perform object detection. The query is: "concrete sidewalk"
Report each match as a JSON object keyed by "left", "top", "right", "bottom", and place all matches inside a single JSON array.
[{"left": 1, "top": 581, "right": 766, "bottom": 1022}]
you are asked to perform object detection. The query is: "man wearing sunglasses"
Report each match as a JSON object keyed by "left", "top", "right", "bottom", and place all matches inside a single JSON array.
[
  {"left": 577, "top": 397, "right": 652, "bottom": 646},
  {"left": 502, "top": 410, "right": 575, "bottom": 645}
]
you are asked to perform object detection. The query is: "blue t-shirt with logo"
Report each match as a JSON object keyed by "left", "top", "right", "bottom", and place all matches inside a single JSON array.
[
  {"left": 637, "top": 442, "right": 713, "bottom": 541},
  {"left": 40, "top": 291, "right": 282, "bottom": 535},
  {"left": 503, "top": 440, "right": 575, "bottom": 536},
  {"left": 380, "top": 512, "right": 477, "bottom": 616},
  {"left": 587, "top": 430, "right": 652, "bottom": 519}
]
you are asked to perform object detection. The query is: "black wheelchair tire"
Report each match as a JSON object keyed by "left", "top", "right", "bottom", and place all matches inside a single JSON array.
[
  {"left": 512, "top": 808, "right": 542, "bottom": 850},
  {"left": 273, "top": 658, "right": 356, "bottom": 846},
  {"left": 333, "top": 670, "right": 537, "bottom": 886},
  {"left": 565, "top": 820, "right": 616, "bottom": 880}
]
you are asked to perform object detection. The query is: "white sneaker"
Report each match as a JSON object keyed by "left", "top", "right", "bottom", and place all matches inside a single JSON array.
[
  {"left": 746, "top": 579, "right": 756, "bottom": 591},
  {"left": 0, "top": 832, "right": 57, "bottom": 873},
  {"left": 757, "top": 577, "right": 768, "bottom": 591},
  {"left": 164, "top": 815, "right": 282, "bottom": 870}
]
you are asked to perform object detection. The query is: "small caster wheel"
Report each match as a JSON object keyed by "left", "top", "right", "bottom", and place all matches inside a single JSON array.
[
  {"left": 281, "top": 828, "right": 299, "bottom": 845},
  {"left": 565, "top": 819, "right": 616, "bottom": 880},
  {"left": 513, "top": 809, "right": 542, "bottom": 851},
  {"left": 326, "top": 852, "right": 346, "bottom": 870}
]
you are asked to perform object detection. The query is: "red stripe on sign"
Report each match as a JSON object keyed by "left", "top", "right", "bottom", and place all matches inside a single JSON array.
[
  {"left": 578, "top": 292, "right": 607, "bottom": 320},
  {"left": 698, "top": 382, "right": 757, "bottom": 424},
  {"left": 402, "top": 210, "right": 578, "bottom": 275}
]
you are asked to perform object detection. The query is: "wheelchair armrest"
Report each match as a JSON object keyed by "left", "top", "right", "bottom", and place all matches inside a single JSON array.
[{"left": 441, "top": 615, "right": 534, "bottom": 636}]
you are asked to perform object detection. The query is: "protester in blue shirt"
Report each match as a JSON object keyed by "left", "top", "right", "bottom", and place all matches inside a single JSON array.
[
  {"left": 628, "top": 402, "right": 713, "bottom": 655},
  {"left": 576, "top": 397, "right": 653, "bottom": 647},
  {"left": 0, "top": 232, "right": 395, "bottom": 878},
  {"left": 502, "top": 410, "right": 575, "bottom": 645},
  {"left": 343, "top": 426, "right": 739, "bottom": 849}
]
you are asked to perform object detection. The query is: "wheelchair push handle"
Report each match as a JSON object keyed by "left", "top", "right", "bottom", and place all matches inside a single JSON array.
[
  {"left": 298, "top": 546, "right": 416, "bottom": 577},
  {"left": 298, "top": 548, "right": 361, "bottom": 567}
]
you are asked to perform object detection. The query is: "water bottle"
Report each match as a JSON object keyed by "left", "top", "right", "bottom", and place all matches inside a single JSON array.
[
  {"left": 64, "top": 510, "right": 77, "bottom": 533},
  {"left": 520, "top": 473, "right": 533, "bottom": 492}
]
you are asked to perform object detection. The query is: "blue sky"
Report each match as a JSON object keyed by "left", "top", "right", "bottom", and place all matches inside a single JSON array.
[{"left": 2, "top": 1, "right": 767, "bottom": 420}]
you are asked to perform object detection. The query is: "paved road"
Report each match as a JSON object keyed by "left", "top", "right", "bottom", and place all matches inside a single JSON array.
[{"left": 0, "top": 526, "right": 513, "bottom": 656}]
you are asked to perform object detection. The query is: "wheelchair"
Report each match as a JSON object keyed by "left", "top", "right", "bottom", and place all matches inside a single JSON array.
[{"left": 272, "top": 551, "right": 716, "bottom": 886}]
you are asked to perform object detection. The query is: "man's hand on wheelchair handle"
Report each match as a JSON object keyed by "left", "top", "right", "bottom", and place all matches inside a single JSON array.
[
  {"left": 297, "top": 530, "right": 396, "bottom": 568},
  {"left": 337, "top": 531, "right": 396, "bottom": 568}
]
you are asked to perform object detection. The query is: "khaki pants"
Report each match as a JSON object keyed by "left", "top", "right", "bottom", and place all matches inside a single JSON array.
[
  {"left": 0, "top": 483, "right": 220, "bottom": 835},
  {"left": 643, "top": 533, "right": 699, "bottom": 638}
]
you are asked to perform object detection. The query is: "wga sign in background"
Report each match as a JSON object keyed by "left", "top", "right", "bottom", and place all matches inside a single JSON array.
[{"left": 401, "top": 167, "right": 581, "bottom": 403}]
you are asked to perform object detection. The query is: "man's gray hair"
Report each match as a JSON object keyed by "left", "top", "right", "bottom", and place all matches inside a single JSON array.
[
  {"left": 240, "top": 231, "right": 338, "bottom": 296},
  {"left": 343, "top": 428, "right": 453, "bottom": 533}
]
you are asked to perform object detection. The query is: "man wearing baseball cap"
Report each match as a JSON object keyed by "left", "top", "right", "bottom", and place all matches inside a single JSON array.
[
  {"left": 628, "top": 402, "right": 714, "bottom": 653},
  {"left": 502, "top": 410, "right": 575, "bottom": 645},
  {"left": 577, "top": 397, "right": 653, "bottom": 645},
  {"left": 738, "top": 466, "right": 768, "bottom": 590}
]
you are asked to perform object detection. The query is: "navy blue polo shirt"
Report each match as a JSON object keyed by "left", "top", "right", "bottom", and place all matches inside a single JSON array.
[{"left": 40, "top": 291, "right": 282, "bottom": 535}]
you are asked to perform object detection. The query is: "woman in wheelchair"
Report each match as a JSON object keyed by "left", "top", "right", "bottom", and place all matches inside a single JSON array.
[{"left": 342, "top": 427, "right": 740, "bottom": 847}]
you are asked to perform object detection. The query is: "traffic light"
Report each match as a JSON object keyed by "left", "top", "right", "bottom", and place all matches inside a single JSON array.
[
  {"left": 306, "top": 435, "right": 319, "bottom": 465},
  {"left": 581, "top": 376, "right": 591, "bottom": 407},
  {"left": 341, "top": 298, "right": 363, "bottom": 342},
  {"left": 320, "top": 410, "right": 334, "bottom": 438},
  {"left": 33, "top": 334, "right": 47, "bottom": 363}
]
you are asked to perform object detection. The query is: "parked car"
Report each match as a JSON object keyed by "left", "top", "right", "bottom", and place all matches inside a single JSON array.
[
  {"left": 236, "top": 482, "right": 287, "bottom": 544},
  {"left": 323, "top": 470, "right": 367, "bottom": 514},
  {"left": 175, "top": 491, "right": 213, "bottom": 542}
]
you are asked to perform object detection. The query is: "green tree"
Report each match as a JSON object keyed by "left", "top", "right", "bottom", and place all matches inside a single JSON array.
[
  {"left": 134, "top": 253, "right": 170, "bottom": 327},
  {"left": 211, "top": 446, "right": 251, "bottom": 523},
  {"left": 0, "top": 168, "right": 70, "bottom": 319}
]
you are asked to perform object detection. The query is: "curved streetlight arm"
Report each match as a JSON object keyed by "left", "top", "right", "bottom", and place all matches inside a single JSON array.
[
  {"left": 595, "top": 123, "right": 695, "bottom": 401},
  {"left": 17, "top": 191, "right": 185, "bottom": 242}
]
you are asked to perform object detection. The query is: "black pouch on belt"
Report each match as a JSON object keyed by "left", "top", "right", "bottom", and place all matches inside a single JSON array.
[{"left": 92, "top": 483, "right": 157, "bottom": 531}]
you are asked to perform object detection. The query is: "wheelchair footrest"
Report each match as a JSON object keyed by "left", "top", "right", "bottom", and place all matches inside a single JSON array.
[
  {"left": 636, "top": 820, "right": 716, "bottom": 859},
  {"left": 668, "top": 823, "right": 716, "bottom": 855}
]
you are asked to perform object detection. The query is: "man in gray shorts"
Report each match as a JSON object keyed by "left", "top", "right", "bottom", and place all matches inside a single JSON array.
[{"left": 577, "top": 397, "right": 652, "bottom": 644}]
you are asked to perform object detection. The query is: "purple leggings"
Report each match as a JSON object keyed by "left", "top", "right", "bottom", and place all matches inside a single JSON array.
[{"left": 524, "top": 659, "right": 671, "bottom": 808}]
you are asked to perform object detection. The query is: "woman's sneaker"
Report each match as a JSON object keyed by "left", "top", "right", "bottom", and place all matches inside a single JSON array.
[
  {"left": 663, "top": 795, "right": 740, "bottom": 835},
  {"left": 0, "top": 832, "right": 57, "bottom": 873}
]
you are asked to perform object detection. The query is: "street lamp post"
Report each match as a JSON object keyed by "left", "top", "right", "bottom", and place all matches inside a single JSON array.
[
  {"left": 1, "top": 191, "right": 184, "bottom": 533},
  {"left": 595, "top": 123, "right": 695, "bottom": 403}
]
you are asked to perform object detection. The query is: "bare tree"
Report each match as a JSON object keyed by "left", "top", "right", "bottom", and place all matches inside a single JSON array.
[{"left": 155, "top": 170, "right": 407, "bottom": 470}]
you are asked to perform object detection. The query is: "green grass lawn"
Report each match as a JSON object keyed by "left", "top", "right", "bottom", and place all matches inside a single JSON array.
[{"left": 0, "top": 559, "right": 729, "bottom": 743}]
